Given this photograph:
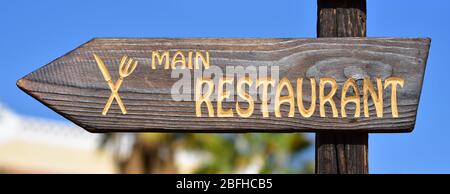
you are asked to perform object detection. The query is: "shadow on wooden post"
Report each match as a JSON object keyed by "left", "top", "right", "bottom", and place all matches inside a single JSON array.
[{"left": 315, "top": 0, "right": 369, "bottom": 174}]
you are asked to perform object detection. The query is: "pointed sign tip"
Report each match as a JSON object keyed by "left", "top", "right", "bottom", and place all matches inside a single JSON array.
[{"left": 16, "top": 78, "right": 28, "bottom": 91}]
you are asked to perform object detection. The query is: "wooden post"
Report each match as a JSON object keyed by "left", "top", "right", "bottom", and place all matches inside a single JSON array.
[{"left": 315, "top": 0, "right": 369, "bottom": 174}]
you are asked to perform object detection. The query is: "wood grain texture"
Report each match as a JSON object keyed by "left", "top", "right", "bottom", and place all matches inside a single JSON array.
[
  {"left": 17, "top": 37, "right": 430, "bottom": 133},
  {"left": 316, "top": 0, "right": 368, "bottom": 174}
]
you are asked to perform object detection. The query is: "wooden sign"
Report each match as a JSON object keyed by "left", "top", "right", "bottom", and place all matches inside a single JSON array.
[{"left": 17, "top": 38, "right": 430, "bottom": 133}]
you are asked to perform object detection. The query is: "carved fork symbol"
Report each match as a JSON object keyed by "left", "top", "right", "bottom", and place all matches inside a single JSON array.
[{"left": 93, "top": 54, "right": 138, "bottom": 115}]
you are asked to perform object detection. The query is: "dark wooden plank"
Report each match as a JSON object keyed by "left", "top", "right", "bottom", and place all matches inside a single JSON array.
[
  {"left": 17, "top": 37, "right": 430, "bottom": 133},
  {"left": 316, "top": 0, "right": 369, "bottom": 174}
]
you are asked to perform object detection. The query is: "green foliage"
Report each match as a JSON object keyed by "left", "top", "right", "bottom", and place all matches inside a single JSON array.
[
  {"left": 174, "top": 133, "right": 312, "bottom": 174},
  {"left": 100, "top": 133, "right": 313, "bottom": 174}
]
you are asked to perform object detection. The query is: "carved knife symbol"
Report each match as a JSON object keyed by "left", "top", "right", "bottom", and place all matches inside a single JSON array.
[{"left": 93, "top": 54, "right": 138, "bottom": 115}]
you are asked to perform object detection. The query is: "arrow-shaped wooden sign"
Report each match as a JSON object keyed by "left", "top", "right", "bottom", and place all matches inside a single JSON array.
[{"left": 17, "top": 38, "right": 430, "bottom": 133}]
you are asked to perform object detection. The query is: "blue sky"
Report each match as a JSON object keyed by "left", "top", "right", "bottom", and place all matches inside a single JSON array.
[{"left": 1, "top": 0, "right": 449, "bottom": 173}]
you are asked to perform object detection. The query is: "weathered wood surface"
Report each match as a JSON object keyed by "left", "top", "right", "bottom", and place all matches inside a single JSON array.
[
  {"left": 17, "top": 37, "right": 430, "bottom": 133},
  {"left": 315, "top": 0, "right": 368, "bottom": 174}
]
